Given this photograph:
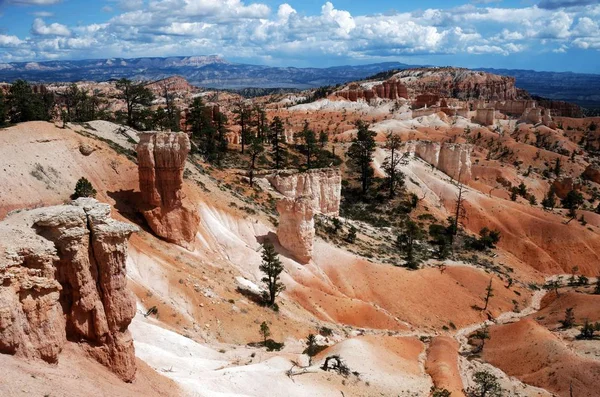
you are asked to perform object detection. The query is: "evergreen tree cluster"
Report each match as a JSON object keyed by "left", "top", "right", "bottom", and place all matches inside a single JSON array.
[{"left": 1, "top": 80, "right": 54, "bottom": 124}]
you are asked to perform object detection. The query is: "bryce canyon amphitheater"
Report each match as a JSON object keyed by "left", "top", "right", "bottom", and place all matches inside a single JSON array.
[{"left": 1, "top": 2, "right": 600, "bottom": 397}]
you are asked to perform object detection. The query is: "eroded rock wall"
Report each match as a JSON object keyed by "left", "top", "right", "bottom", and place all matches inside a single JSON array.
[
  {"left": 267, "top": 168, "right": 342, "bottom": 216},
  {"left": 337, "top": 80, "right": 408, "bottom": 102},
  {"left": 407, "top": 141, "right": 473, "bottom": 182},
  {"left": 137, "top": 132, "right": 199, "bottom": 249},
  {"left": 277, "top": 197, "right": 315, "bottom": 264},
  {"left": 0, "top": 199, "right": 138, "bottom": 381}
]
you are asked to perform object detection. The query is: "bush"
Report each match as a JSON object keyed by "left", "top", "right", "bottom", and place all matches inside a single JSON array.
[
  {"left": 465, "top": 228, "right": 501, "bottom": 251},
  {"left": 72, "top": 177, "right": 97, "bottom": 199},
  {"left": 468, "top": 370, "right": 503, "bottom": 397}
]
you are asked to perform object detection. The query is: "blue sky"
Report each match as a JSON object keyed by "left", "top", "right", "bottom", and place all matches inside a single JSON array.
[{"left": 0, "top": 0, "right": 599, "bottom": 73}]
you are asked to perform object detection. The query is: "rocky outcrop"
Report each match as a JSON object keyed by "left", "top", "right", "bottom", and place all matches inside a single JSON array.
[
  {"left": 474, "top": 108, "right": 495, "bottom": 126},
  {"left": 137, "top": 132, "right": 199, "bottom": 250},
  {"left": 520, "top": 108, "right": 554, "bottom": 127},
  {"left": 267, "top": 168, "right": 341, "bottom": 216},
  {"left": 277, "top": 197, "right": 315, "bottom": 264},
  {"left": 406, "top": 141, "right": 473, "bottom": 182},
  {"left": 583, "top": 164, "right": 600, "bottom": 184},
  {"left": 0, "top": 199, "right": 138, "bottom": 381},
  {"left": 493, "top": 100, "right": 537, "bottom": 116},
  {"left": 395, "top": 68, "right": 517, "bottom": 101},
  {"left": 551, "top": 177, "right": 581, "bottom": 199},
  {"left": 337, "top": 79, "right": 408, "bottom": 102},
  {"left": 413, "top": 94, "right": 440, "bottom": 109},
  {"left": 536, "top": 99, "right": 583, "bottom": 118}
]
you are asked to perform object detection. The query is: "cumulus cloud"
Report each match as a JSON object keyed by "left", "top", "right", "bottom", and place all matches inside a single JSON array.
[
  {"left": 0, "top": 1, "right": 599, "bottom": 64},
  {"left": 0, "top": 34, "right": 24, "bottom": 47},
  {"left": 31, "top": 18, "right": 71, "bottom": 36}
]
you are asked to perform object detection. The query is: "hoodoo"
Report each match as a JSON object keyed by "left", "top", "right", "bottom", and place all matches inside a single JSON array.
[
  {"left": 137, "top": 132, "right": 200, "bottom": 250},
  {"left": 0, "top": 199, "right": 138, "bottom": 381},
  {"left": 276, "top": 197, "right": 315, "bottom": 264},
  {"left": 267, "top": 168, "right": 342, "bottom": 216}
]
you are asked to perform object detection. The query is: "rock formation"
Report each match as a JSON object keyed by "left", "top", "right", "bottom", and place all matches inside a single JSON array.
[
  {"left": 583, "top": 164, "right": 600, "bottom": 184},
  {"left": 552, "top": 177, "right": 581, "bottom": 199},
  {"left": 493, "top": 100, "right": 537, "bottom": 116},
  {"left": 474, "top": 108, "right": 495, "bottom": 126},
  {"left": 395, "top": 68, "right": 518, "bottom": 101},
  {"left": 267, "top": 168, "right": 342, "bottom": 216},
  {"left": 536, "top": 99, "right": 583, "bottom": 118},
  {"left": 406, "top": 141, "right": 473, "bottom": 182},
  {"left": 0, "top": 199, "right": 138, "bottom": 381},
  {"left": 137, "top": 132, "right": 200, "bottom": 250},
  {"left": 337, "top": 79, "right": 408, "bottom": 102},
  {"left": 277, "top": 197, "right": 315, "bottom": 264},
  {"left": 519, "top": 107, "right": 554, "bottom": 127},
  {"left": 413, "top": 94, "right": 440, "bottom": 109}
]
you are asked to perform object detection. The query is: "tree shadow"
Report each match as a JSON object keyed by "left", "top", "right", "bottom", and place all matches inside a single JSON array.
[{"left": 255, "top": 231, "right": 301, "bottom": 264}]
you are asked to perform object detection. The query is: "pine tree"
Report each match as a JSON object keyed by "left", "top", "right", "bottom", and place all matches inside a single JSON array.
[
  {"left": 270, "top": 116, "right": 287, "bottom": 169},
  {"left": 305, "top": 334, "right": 318, "bottom": 365},
  {"left": 541, "top": 188, "right": 557, "bottom": 210},
  {"left": 188, "top": 98, "right": 219, "bottom": 163},
  {"left": 72, "top": 177, "right": 97, "bottom": 199},
  {"left": 259, "top": 321, "right": 271, "bottom": 345},
  {"left": 347, "top": 121, "right": 377, "bottom": 196},
  {"left": 382, "top": 132, "right": 405, "bottom": 199},
  {"left": 233, "top": 103, "right": 251, "bottom": 154},
  {"left": 562, "top": 189, "right": 584, "bottom": 219},
  {"left": 259, "top": 242, "right": 285, "bottom": 306},
  {"left": 319, "top": 131, "right": 329, "bottom": 148},
  {"left": 115, "top": 78, "right": 154, "bottom": 129},
  {"left": 248, "top": 135, "right": 264, "bottom": 187},
  {"left": 7, "top": 80, "right": 52, "bottom": 123},
  {"left": 299, "top": 121, "right": 317, "bottom": 169},
  {"left": 560, "top": 307, "right": 575, "bottom": 328},
  {"left": 397, "top": 220, "right": 423, "bottom": 269},
  {"left": 161, "top": 83, "right": 180, "bottom": 132},
  {"left": 554, "top": 157, "right": 562, "bottom": 176},
  {"left": 215, "top": 111, "right": 229, "bottom": 165}
]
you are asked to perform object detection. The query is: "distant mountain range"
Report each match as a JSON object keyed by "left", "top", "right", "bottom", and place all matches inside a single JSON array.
[{"left": 0, "top": 55, "right": 598, "bottom": 108}]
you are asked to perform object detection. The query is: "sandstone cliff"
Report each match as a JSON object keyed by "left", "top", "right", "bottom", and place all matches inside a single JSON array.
[
  {"left": 395, "top": 68, "right": 517, "bottom": 101},
  {"left": 277, "top": 197, "right": 315, "bottom": 264},
  {"left": 137, "top": 132, "right": 200, "bottom": 250},
  {"left": 267, "top": 168, "right": 342, "bottom": 216},
  {"left": 0, "top": 199, "right": 138, "bottom": 381},
  {"left": 406, "top": 141, "right": 473, "bottom": 182},
  {"left": 337, "top": 79, "right": 408, "bottom": 102}
]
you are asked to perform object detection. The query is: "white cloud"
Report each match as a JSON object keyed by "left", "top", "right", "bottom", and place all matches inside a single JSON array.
[
  {"left": 31, "top": 18, "right": 71, "bottom": 36},
  {"left": 0, "top": 34, "right": 24, "bottom": 47},
  {"left": 30, "top": 11, "right": 54, "bottom": 17},
  {"left": 1, "top": 1, "right": 600, "bottom": 64},
  {"left": 277, "top": 3, "right": 295, "bottom": 21}
]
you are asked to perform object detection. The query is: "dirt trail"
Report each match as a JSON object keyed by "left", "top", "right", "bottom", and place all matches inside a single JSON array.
[{"left": 452, "top": 275, "right": 583, "bottom": 396}]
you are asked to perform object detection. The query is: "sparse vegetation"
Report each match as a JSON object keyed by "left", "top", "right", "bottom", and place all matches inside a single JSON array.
[
  {"left": 259, "top": 242, "right": 285, "bottom": 308},
  {"left": 72, "top": 177, "right": 97, "bottom": 199},
  {"left": 468, "top": 370, "right": 503, "bottom": 397}
]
